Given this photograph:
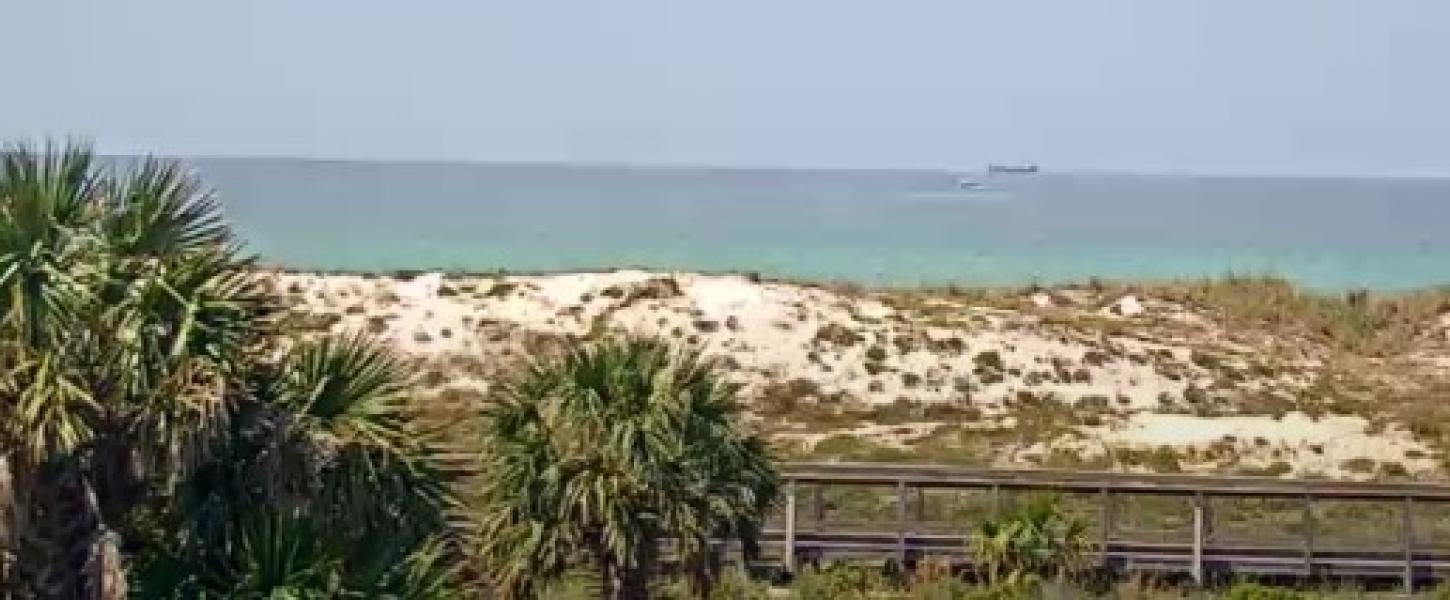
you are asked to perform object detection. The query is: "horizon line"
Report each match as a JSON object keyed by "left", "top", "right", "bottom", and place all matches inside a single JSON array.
[{"left": 93, "top": 151, "right": 1450, "bottom": 181}]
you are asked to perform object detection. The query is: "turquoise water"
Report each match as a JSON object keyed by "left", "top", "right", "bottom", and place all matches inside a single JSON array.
[{"left": 191, "top": 158, "right": 1450, "bottom": 290}]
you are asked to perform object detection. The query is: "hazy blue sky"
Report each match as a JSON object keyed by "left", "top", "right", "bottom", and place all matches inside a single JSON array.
[{"left": 5, "top": 0, "right": 1449, "bottom": 175}]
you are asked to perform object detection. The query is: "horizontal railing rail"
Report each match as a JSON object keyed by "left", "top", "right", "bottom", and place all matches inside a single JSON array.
[{"left": 780, "top": 461, "right": 1450, "bottom": 500}]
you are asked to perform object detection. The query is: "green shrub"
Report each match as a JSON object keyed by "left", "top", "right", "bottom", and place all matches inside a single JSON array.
[
  {"left": 815, "top": 323, "right": 863, "bottom": 346},
  {"left": 789, "top": 564, "right": 892, "bottom": 600},
  {"left": 1222, "top": 582, "right": 1311, "bottom": 600},
  {"left": 907, "top": 559, "right": 1032, "bottom": 599},
  {"left": 484, "top": 280, "right": 517, "bottom": 297},
  {"left": 651, "top": 570, "right": 771, "bottom": 600},
  {"left": 973, "top": 350, "right": 1005, "bottom": 372},
  {"left": 704, "top": 570, "right": 772, "bottom": 600},
  {"left": 969, "top": 495, "right": 1088, "bottom": 590}
]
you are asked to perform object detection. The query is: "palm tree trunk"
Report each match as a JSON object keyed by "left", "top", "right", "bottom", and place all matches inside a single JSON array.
[
  {"left": 10, "top": 457, "right": 119, "bottom": 599},
  {"left": 0, "top": 455, "right": 13, "bottom": 590},
  {"left": 683, "top": 544, "right": 722, "bottom": 598},
  {"left": 598, "top": 556, "right": 650, "bottom": 600},
  {"left": 599, "top": 559, "right": 618, "bottom": 600}
]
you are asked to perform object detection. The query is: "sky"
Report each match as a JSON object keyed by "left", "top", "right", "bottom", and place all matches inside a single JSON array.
[{"left": 4, "top": 0, "right": 1450, "bottom": 176}]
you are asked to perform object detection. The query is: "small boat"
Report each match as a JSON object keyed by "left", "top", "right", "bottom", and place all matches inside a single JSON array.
[
  {"left": 956, "top": 177, "right": 985, "bottom": 190},
  {"left": 987, "top": 164, "right": 1039, "bottom": 174}
]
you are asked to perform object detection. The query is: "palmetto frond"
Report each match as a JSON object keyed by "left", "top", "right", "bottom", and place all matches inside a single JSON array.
[
  {"left": 272, "top": 333, "right": 415, "bottom": 452},
  {"left": 0, "top": 139, "right": 104, "bottom": 352},
  {"left": 0, "top": 139, "right": 100, "bottom": 242},
  {"left": 340, "top": 535, "right": 462, "bottom": 600},
  {"left": 215, "top": 511, "right": 340, "bottom": 599},
  {"left": 0, "top": 143, "right": 258, "bottom": 466},
  {"left": 275, "top": 335, "right": 458, "bottom": 566},
  {"left": 478, "top": 336, "right": 779, "bottom": 597},
  {"left": 273, "top": 333, "right": 453, "bottom": 522},
  {"left": 151, "top": 509, "right": 342, "bottom": 600},
  {"left": 147, "top": 332, "right": 457, "bottom": 595},
  {"left": 102, "top": 248, "right": 262, "bottom": 385},
  {"left": 102, "top": 157, "right": 231, "bottom": 257},
  {"left": 134, "top": 511, "right": 460, "bottom": 600},
  {"left": 4, "top": 352, "right": 99, "bottom": 462},
  {"left": 1, "top": 141, "right": 462, "bottom": 596},
  {"left": 0, "top": 141, "right": 276, "bottom": 596}
]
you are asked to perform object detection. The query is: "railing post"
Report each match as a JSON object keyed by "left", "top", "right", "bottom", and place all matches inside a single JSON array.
[
  {"left": 990, "top": 484, "right": 1002, "bottom": 518},
  {"left": 1191, "top": 492, "right": 1206, "bottom": 587},
  {"left": 916, "top": 485, "right": 927, "bottom": 522},
  {"left": 814, "top": 484, "right": 826, "bottom": 526},
  {"left": 783, "top": 479, "right": 797, "bottom": 574},
  {"left": 1302, "top": 494, "right": 1314, "bottom": 578},
  {"left": 1100, "top": 488, "right": 1114, "bottom": 568},
  {"left": 1403, "top": 496, "right": 1414, "bottom": 594},
  {"left": 896, "top": 479, "right": 908, "bottom": 566}
]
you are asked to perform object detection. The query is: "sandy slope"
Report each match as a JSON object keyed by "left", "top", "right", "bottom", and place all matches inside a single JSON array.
[{"left": 267, "top": 269, "right": 1448, "bottom": 480}]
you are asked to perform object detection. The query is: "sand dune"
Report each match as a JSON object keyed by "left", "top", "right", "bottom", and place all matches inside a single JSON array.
[{"left": 267, "top": 269, "right": 1449, "bottom": 480}]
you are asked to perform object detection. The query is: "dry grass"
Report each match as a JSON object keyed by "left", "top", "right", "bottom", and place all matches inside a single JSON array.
[
  {"left": 878, "top": 274, "right": 1450, "bottom": 357},
  {"left": 1124, "top": 275, "right": 1450, "bottom": 356}
]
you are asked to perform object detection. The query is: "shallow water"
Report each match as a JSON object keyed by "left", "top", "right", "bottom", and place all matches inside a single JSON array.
[{"left": 186, "top": 158, "right": 1450, "bottom": 290}]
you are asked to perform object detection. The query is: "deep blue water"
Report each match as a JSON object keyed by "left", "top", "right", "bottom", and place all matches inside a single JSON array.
[{"left": 185, "top": 158, "right": 1450, "bottom": 290}]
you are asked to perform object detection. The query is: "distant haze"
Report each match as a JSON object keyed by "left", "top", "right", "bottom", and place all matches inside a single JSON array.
[{"left": 5, "top": 0, "right": 1450, "bottom": 176}]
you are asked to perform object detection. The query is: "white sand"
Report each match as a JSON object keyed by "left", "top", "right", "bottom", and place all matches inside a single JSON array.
[
  {"left": 269, "top": 269, "right": 1441, "bottom": 478},
  {"left": 1078, "top": 412, "right": 1436, "bottom": 478}
]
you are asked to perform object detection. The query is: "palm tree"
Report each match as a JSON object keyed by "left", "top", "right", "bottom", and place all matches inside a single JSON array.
[
  {"left": 0, "top": 141, "right": 460, "bottom": 597},
  {"left": 476, "top": 337, "right": 779, "bottom": 599},
  {"left": 133, "top": 334, "right": 461, "bottom": 598},
  {"left": 0, "top": 141, "right": 257, "bottom": 597}
]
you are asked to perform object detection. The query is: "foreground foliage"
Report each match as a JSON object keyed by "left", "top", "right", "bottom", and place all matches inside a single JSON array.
[
  {"left": 0, "top": 142, "right": 456, "bottom": 597},
  {"left": 476, "top": 337, "right": 780, "bottom": 599}
]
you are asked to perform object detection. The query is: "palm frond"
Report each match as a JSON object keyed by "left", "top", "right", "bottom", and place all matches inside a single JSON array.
[
  {"left": 262, "top": 333, "right": 456, "bottom": 560},
  {"left": 341, "top": 535, "right": 462, "bottom": 600},
  {"left": 8, "top": 352, "right": 99, "bottom": 462},
  {"left": 0, "top": 140, "right": 463, "bottom": 597},
  {"left": 103, "top": 157, "right": 231, "bottom": 257},
  {"left": 478, "top": 336, "right": 779, "bottom": 596},
  {"left": 205, "top": 510, "right": 342, "bottom": 599},
  {"left": 273, "top": 333, "right": 415, "bottom": 452},
  {"left": 0, "top": 139, "right": 104, "bottom": 350},
  {"left": 0, "top": 138, "right": 100, "bottom": 236}
]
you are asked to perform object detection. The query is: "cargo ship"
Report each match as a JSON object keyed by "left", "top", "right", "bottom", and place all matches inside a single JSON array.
[{"left": 987, "top": 164, "right": 1039, "bottom": 174}]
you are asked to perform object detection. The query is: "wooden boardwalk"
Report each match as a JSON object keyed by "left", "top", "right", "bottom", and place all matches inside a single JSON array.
[{"left": 765, "top": 462, "right": 1450, "bottom": 591}]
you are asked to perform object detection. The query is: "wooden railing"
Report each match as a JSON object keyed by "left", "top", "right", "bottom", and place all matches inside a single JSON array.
[{"left": 769, "top": 462, "right": 1450, "bottom": 592}]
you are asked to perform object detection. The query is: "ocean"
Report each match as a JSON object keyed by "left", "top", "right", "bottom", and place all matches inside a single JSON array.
[{"left": 188, "top": 157, "right": 1450, "bottom": 290}]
